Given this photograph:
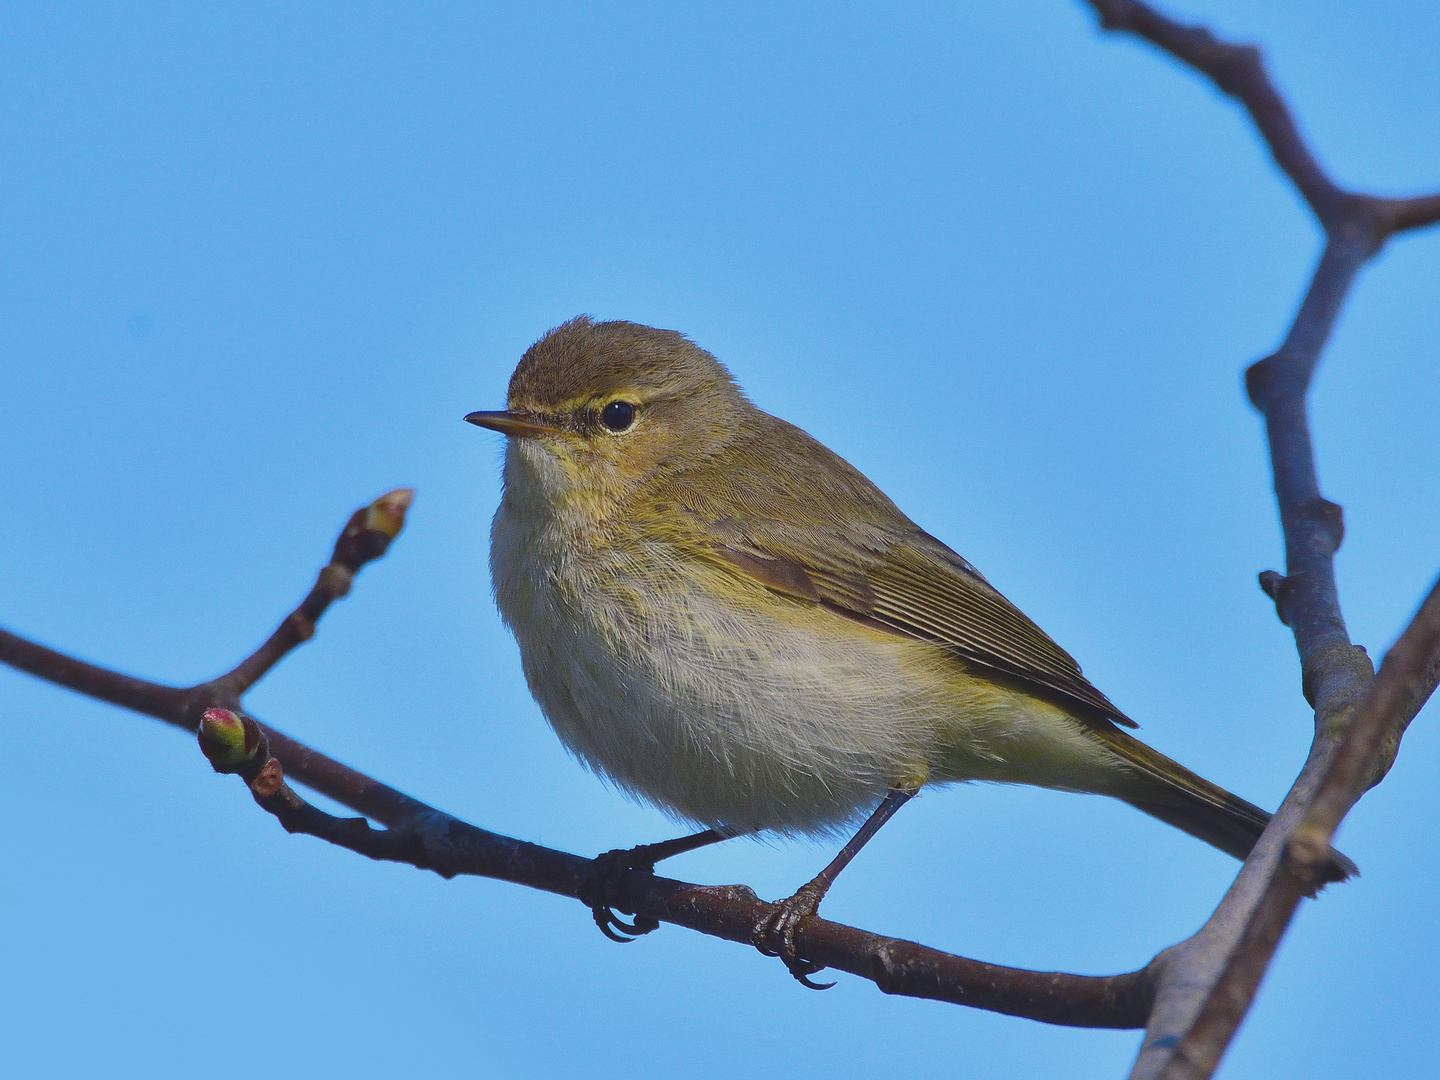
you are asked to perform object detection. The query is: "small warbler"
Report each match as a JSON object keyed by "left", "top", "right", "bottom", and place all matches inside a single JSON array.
[{"left": 467, "top": 316, "right": 1353, "bottom": 986}]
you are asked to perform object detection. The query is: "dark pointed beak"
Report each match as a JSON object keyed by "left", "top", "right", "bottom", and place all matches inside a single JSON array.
[{"left": 463, "top": 410, "right": 560, "bottom": 437}]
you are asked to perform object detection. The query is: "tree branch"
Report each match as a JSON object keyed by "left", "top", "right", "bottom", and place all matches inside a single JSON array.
[
  {"left": 1082, "top": 3, "right": 1440, "bottom": 1077},
  {"left": 0, "top": 492, "right": 1158, "bottom": 1030},
  {"left": 209, "top": 488, "right": 415, "bottom": 701},
  {"left": 1088, "top": 0, "right": 1440, "bottom": 238},
  {"left": 1167, "top": 577, "right": 1440, "bottom": 1079},
  {"left": 4, "top": 5, "right": 1438, "bottom": 1069}
]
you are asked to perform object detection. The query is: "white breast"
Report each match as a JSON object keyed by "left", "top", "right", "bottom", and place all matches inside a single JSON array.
[{"left": 490, "top": 448, "right": 957, "bottom": 835}]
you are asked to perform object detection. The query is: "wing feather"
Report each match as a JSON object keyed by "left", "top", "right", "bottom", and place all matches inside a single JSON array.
[{"left": 662, "top": 414, "right": 1136, "bottom": 728}]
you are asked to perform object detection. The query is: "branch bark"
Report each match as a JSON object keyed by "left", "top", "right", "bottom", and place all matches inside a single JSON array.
[
  {"left": 0, "top": 491, "right": 1158, "bottom": 1030},
  {"left": 1168, "top": 577, "right": 1440, "bottom": 1078}
]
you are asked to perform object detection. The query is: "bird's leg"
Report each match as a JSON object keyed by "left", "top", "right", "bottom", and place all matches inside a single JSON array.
[
  {"left": 579, "top": 828, "right": 730, "bottom": 942},
  {"left": 753, "top": 787, "right": 914, "bottom": 989}
]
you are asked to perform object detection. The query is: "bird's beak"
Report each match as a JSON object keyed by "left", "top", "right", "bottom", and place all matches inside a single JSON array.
[{"left": 463, "top": 410, "right": 561, "bottom": 438}]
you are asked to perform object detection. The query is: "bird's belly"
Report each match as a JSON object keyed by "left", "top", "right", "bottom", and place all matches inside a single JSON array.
[
  {"left": 492, "top": 534, "right": 953, "bottom": 835},
  {"left": 492, "top": 511, "right": 1127, "bottom": 835}
]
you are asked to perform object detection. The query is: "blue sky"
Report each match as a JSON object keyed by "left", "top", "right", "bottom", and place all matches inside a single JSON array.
[{"left": 2, "top": 2, "right": 1438, "bottom": 1077}]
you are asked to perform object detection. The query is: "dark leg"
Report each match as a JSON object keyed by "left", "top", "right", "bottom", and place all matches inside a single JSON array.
[
  {"left": 753, "top": 788, "right": 914, "bottom": 988},
  {"left": 579, "top": 829, "right": 730, "bottom": 942}
]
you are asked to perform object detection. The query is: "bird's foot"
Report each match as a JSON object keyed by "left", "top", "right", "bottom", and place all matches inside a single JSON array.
[
  {"left": 752, "top": 880, "right": 836, "bottom": 990},
  {"left": 578, "top": 847, "right": 661, "bottom": 943}
]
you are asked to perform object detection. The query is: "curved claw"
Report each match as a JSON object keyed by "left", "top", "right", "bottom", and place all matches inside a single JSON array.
[
  {"left": 593, "top": 905, "right": 653, "bottom": 943},
  {"left": 752, "top": 882, "right": 834, "bottom": 990},
  {"left": 595, "top": 914, "right": 635, "bottom": 943},
  {"left": 774, "top": 936, "right": 836, "bottom": 989},
  {"left": 775, "top": 932, "right": 836, "bottom": 991},
  {"left": 606, "top": 909, "right": 657, "bottom": 937},
  {"left": 595, "top": 906, "right": 659, "bottom": 942},
  {"left": 580, "top": 847, "right": 662, "bottom": 942},
  {"left": 791, "top": 967, "right": 837, "bottom": 991}
]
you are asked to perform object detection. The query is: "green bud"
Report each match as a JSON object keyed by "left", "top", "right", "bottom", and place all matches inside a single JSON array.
[{"left": 198, "top": 707, "right": 261, "bottom": 768}]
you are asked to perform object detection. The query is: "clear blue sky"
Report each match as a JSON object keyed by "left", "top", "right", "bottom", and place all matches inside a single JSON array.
[{"left": 3, "top": 2, "right": 1438, "bottom": 1077}]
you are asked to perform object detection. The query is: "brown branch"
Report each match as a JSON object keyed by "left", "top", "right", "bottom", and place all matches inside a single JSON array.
[
  {"left": 210, "top": 488, "right": 414, "bottom": 700},
  {"left": 1166, "top": 577, "right": 1440, "bottom": 1079},
  {"left": 1088, "top": 0, "right": 1440, "bottom": 240},
  {"left": 0, "top": 492, "right": 1158, "bottom": 1030},
  {"left": 1082, "top": 2, "right": 1440, "bottom": 1078},
  {"left": 1088, "top": 0, "right": 1340, "bottom": 224},
  {"left": 1380, "top": 193, "right": 1440, "bottom": 235},
  {"left": 243, "top": 715, "right": 1160, "bottom": 1027},
  {"left": 4, "top": 6, "right": 1437, "bottom": 1064}
]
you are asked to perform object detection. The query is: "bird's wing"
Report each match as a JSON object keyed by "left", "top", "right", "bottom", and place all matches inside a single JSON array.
[{"left": 665, "top": 416, "right": 1135, "bottom": 728}]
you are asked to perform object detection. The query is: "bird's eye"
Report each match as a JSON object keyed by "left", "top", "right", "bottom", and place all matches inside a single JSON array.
[{"left": 600, "top": 400, "right": 635, "bottom": 432}]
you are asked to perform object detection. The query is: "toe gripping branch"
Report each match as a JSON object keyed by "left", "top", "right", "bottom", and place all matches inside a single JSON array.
[
  {"left": 579, "top": 829, "right": 728, "bottom": 943},
  {"left": 753, "top": 880, "right": 837, "bottom": 990},
  {"left": 580, "top": 847, "right": 663, "bottom": 942},
  {"left": 753, "top": 787, "right": 916, "bottom": 991}
]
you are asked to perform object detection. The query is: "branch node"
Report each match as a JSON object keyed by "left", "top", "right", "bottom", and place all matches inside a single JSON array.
[
  {"left": 871, "top": 941, "right": 904, "bottom": 995},
  {"left": 250, "top": 756, "right": 285, "bottom": 800},
  {"left": 1297, "top": 498, "right": 1346, "bottom": 555},
  {"left": 1323, "top": 192, "right": 1394, "bottom": 255},
  {"left": 1243, "top": 353, "right": 1281, "bottom": 409},
  {"left": 407, "top": 810, "right": 467, "bottom": 879},
  {"left": 284, "top": 609, "right": 318, "bottom": 644},
  {"left": 1257, "top": 570, "right": 1290, "bottom": 625},
  {"left": 1207, "top": 41, "right": 1260, "bottom": 99},
  {"left": 316, "top": 562, "right": 354, "bottom": 601},
  {"left": 1302, "top": 644, "right": 1373, "bottom": 719},
  {"left": 691, "top": 883, "right": 760, "bottom": 906}
]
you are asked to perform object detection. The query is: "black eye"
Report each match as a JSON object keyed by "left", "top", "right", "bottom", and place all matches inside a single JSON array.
[{"left": 600, "top": 400, "right": 635, "bottom": 432}]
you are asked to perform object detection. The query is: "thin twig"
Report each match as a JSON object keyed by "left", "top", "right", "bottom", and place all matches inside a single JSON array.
[
  {"left": 1082, "top": 2, "right": 1440, "bottom": 1078},
  {"left": 1382, "top": 193, "right": 1440, "bottom": 235},
  {"left": 1087, "top": 0, "right": 1440, "bottom": 238},
  {"left": 210, "top": 489, "right": 415, "bottom": 700}
]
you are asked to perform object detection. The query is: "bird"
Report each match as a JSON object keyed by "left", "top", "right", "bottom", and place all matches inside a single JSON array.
[{"left": 466, "top": 315, "right": 1354, "bottom": 987}]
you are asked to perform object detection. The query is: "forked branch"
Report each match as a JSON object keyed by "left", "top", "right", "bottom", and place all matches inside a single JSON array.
[
  {"left": 1083, "top": 2, "right": 1440, "bottom": 1078},
  {"left": 2, "top": 3, "right": 1438, "bottom": 1074}
]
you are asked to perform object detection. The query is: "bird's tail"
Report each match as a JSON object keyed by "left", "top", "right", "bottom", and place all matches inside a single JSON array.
[{"left": 1091, "top": 724, "right": 1357, "bottom": 888}]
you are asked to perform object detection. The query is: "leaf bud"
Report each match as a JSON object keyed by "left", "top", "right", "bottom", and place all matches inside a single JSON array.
[
  {"left": 363, "top": 488, "right": 415, "bottom": 540},
  {"left": 198, "top": 707, "right": 263, "bottom": 769}
]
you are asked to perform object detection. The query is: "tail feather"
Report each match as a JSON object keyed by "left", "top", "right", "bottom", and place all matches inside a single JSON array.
[
  {"left": 1123, "top": 796, "right": 1357, "bottom": 886},
  {"left": 1089, "top": 724, "right": 1357, "bottom": 887}
]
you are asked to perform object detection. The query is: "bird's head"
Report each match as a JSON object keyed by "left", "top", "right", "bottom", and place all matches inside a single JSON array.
[{"left": 467, "top": 316, "right": 750, "bottom": 517}]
